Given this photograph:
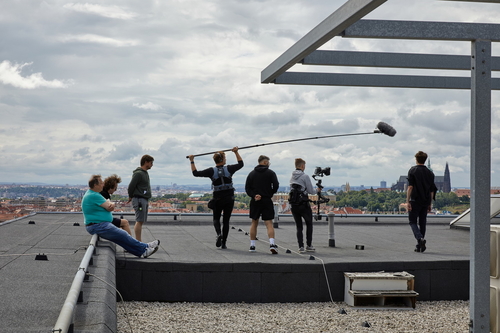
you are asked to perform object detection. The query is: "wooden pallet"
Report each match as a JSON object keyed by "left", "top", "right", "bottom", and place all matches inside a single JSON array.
[{"left": 348, "top": 289, "right": 419, "bottom": 308}]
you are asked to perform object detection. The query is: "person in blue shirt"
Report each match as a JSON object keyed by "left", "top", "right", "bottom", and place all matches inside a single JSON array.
[{"left": 82, "top": 174, "right": 159, "bottom": 258}]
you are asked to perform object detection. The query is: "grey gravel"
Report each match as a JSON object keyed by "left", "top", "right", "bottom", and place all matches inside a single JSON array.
[{"left": 117, "top": 300, "right": 469, "bottom": 333}]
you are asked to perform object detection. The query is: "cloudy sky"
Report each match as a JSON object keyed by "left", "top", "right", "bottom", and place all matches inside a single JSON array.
[{"left": 0, "top": 0, "right": 499, "bottom": 188}]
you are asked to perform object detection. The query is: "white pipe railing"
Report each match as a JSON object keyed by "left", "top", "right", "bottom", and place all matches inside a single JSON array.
[{"left": 52, "top": 234, "right": 98, "bottom": 333}]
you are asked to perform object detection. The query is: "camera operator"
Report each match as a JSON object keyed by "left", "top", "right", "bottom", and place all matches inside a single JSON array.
[{"left": 289, "top": 158, "right": 318, "bottom": 253}]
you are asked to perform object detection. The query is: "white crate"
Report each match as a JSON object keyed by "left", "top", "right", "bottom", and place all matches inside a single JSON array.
[{"left": 344, "top": 271, "right": 418, "bottom": 309}]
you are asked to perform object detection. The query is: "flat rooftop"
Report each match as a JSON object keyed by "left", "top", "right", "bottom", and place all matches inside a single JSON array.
[{"left": 0, "top": 213, "right": 469, "bottom": 332}]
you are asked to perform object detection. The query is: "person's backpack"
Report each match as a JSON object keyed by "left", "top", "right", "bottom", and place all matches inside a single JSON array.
[
  {"left": 211, "top": 166, "right": 234, "bottom": 192},
  {"left": 288, "top": 183, "right": 309, "bottom": 206}
]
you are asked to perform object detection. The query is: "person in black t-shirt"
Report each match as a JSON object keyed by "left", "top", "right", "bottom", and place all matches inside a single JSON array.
[
  {"left": 189, "top": 147, "right": 243, "bottom": 249},
  {"left": 406, "top": 151, "right": 438, "bottom": 253},
  {"left": 100, "top": 174, "right": 132, "bottom": 236}
]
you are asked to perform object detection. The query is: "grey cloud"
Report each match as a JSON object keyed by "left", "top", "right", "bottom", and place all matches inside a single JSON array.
[
  {"left": 73, "top": 147, "right": 91, "bottom": 160},
  {"left": 250, "top": 110, "right": 302, "bottom": 127},
  {"left": 107, "top": 142, "right": 144, "bottom": 161},
  {"left": 274, "top": 29, "right": 302, "bottom": 41}
]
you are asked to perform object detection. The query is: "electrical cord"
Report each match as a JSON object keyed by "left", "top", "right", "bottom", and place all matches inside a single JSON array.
[
  {"left": 234, "top": 225, "right": 335, "bottom": 304},
  {"left": 86, "top": 272, "right": 134, "bottom": 333}
]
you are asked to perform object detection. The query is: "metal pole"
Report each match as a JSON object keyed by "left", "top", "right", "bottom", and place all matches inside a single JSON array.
[
  {"left": 469, "top": 39, "right": 491, "bottom": 333},
  {"left": 328, "top": 213, "right": 335, "bottom": 247},
  {"left": 273, "top": 202, "right": 279, "bottom": 228},
  {"left": 53, "top": 234, "right": 98, "bottom": 333},
  {"left": 186, "top": 131, "right": 378, "bottom": 158}
]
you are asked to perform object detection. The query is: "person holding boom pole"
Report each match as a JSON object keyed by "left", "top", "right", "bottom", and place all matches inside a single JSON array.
[{"left": 189, "top": 147, "right": 243, "bottom": 249}]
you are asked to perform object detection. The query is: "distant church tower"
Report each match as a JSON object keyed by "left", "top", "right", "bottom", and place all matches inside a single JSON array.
[{"left": 443, "top": 162, "right": 451, "bottom": 193}]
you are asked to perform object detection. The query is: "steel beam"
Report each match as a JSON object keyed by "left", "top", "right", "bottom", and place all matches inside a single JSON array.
[
  {"left": 342, "top": 20, "right": 500, "bottom": 41},
  {"left": 469, "top": 40, "right": 491, "bottom": 333},
  {"left": 261, "top": 0, "right": 387, "bottom": 84},
  {"left": 274, "top": 72, "right": 500, "bottom": 90},
  {"left": 302, "top": 50, "right": 500, "bottom": 71}
]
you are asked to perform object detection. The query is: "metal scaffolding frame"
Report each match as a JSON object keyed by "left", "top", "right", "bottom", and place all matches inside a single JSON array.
[{"left": 261, "top": 1, "right": 500, "bottom": 331}]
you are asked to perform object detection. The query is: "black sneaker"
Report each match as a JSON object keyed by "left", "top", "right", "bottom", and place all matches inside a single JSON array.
[
  {"left": 270, "top": 244, "right": 278, "bottom": 254},
  {"left": 249, "top": 245, "right": 256, "bottom": 252},
  {"left": 221, "top": 241, "right": 227, "bottom": 249},
  {"left": 216, "top": 234, "right": 222, "bottom": 248},
  {"left": 419, "top": 238, "right": 427, "bottom": 253}
]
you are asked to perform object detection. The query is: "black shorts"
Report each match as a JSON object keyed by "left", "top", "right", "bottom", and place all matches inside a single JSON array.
[
  {"left": 112, "top": 217, "right": 121, "bottom": 228},
  {"left": 249, "top": 197, "right": 275, "bottom": 221}
]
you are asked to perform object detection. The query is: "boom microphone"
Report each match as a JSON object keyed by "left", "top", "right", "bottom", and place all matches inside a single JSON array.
[
  {"left": 375, "top": 121, "right": 397, "bottom": 137},
  {"left": 187, "top": 121, "right": 396, "bottom": 158}
]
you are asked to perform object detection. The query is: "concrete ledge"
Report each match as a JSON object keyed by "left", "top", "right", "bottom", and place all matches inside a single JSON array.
[
  {"left": 73, "top": 241, "right": 117, "bottom": 333},
  {"left": 116, "top": 259, "right": 469, "bottom": 303}
]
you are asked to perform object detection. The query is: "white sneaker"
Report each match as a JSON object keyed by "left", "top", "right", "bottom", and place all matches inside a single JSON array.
[
  {"left": 298, "top": 247, "right": 305, "bottom": 253},
  {"left": 306, "top": 245, "right": 315, "bottom": 252},
  {"left": 143, "top": 239, "right": 160, "bottom": 258},
  {"left": 148, "top": 239, "right": 160, "bottom": 249}
]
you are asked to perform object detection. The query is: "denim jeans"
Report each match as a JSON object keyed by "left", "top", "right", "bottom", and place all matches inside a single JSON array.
[{"left": 86, "top": 222, "right": 147, "bottom": 257}]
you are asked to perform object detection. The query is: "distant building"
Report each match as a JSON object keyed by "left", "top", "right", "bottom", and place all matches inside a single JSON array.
[
  {"left": 391, "top": 160, "right": 451, "bottom": 193},
  {"left": 380, "top": 181, "right": 387, "bottom": 188},
  {"left": 453, "top": 188, "right": 500, "bottom": 198},
  {"left": 188, "top": 193, "right": 204, "bottom": 201},
  {"left": 443, "top": 163, "right": 451, "bottom": 193}
]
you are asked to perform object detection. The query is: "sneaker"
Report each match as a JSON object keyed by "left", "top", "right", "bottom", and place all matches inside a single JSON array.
[
  {"left": 221, "top": 241, "right": 227, "bottom": 249},
  {"left": 216, "top": 234, "right": 222, "bottom": 248},
  {"left": 143, "top": 239, "right": 160, "bottom": 258},
  {"left": 306, "top": 246, "right": 316, "bottom": 252},
  {"left": 148, "top": 239, "right": 160, "bottom": 249},
  {"left": 414, "top": 246, "right": 421, "bottom": 252},
  {"left": 249, "top": 245, "right": 256, "bottom": 252},
  {"left": 419, "top": 238, "right": 426, "bottom": 253},
  {"left": 270, "top": 244, "right": 278, "bottom": 254},
  {"left": 298, "top": 247, "right": 305, "bottom": 253}
]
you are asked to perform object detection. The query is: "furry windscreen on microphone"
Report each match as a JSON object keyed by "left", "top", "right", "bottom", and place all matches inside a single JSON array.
[{"left": 376, "top": 122, "right": 397, "bottom": 137}]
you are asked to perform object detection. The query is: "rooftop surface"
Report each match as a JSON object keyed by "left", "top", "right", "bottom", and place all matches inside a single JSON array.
[{"left": 0, "top": 213, "right": 468, "bottom": 332}]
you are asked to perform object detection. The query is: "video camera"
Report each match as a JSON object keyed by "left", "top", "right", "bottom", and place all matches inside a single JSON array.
[
  {"left": 312, "top": 167, "right": 331, "bottom": 220},
  {"left": 312, "top": 167, "right": 330, "bottom": 189}
]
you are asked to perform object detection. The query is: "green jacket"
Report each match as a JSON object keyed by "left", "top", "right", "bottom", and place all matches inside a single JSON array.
[{"left": 127, "top": 167, "right": 152, "bottom": 199}]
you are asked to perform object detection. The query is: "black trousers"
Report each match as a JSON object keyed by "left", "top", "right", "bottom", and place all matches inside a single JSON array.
[
  {"left": 408, "top": 201, "right": 427, "bottom": 245},
  {"left": 213, "top": 195, "right": 235, "bottom": 241},
  {"left": 291, "top": 203, "right": 313, "bottom": 248}
]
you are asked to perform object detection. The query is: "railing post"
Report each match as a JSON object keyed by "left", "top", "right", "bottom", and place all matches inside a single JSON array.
[
  {"left": 328, "top": 213, "right": 335, "bottom": 247},
  {"left": 273, "top": 202, "right": 279, "bottom": 228}
]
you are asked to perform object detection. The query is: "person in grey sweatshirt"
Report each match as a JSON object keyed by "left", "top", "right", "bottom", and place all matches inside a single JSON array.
[
  {"left": 127, "top": 154, "right": 154, "bottom": 242},
  {"left": 289, "top": 158, "right": 317, "bottom": 253}
]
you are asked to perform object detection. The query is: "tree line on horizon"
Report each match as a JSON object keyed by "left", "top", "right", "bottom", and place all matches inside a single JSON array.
[
  {"left": 148, "top": 189, "right": 469, "bottom": 214},
  {"left": 1, "top": 186, "right": 470, "bottom": 214}
]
